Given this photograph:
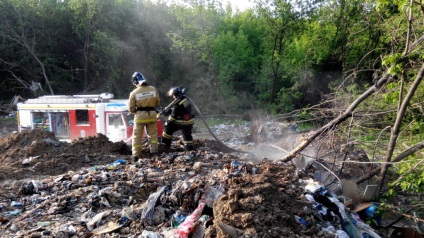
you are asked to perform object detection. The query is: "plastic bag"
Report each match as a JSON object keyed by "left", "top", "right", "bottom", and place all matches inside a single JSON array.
[{"left": 175, "top": 198, "right": 206, "bottom": 238}]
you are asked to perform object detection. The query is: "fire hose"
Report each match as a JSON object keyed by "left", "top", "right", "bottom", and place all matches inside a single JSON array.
[{"left": 185, "top": 96, "right": 250, "bottom": 154}]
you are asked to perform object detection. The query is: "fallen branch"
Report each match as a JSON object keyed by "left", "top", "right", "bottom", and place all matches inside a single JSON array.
[{"left": 279, "top": 73, "right": 391, "bottom": 162}]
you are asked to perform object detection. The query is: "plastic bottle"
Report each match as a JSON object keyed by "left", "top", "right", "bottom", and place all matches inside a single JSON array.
[
  {"left": 294, "top": 215, "right": 308, "bottom": 227},
  {"left": 171, "top": 212, "right": 187, "bottom": 228},
  {"left": 11, "top": 201, "right": 24, "bottom": 207},
  {"left": 112, "top": 158, "right": 126, "bottom": 165}
]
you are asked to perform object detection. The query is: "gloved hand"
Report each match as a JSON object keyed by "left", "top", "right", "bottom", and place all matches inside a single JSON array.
[{"left": 157, "top": 109, "right": 171, "bottom": 118}]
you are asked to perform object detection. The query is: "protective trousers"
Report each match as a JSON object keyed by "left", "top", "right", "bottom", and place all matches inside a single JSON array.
[
  {"left": 132, "top": 121, "right": 158, "bottom": 157},
  {"left": 162, "top": 121, "right": 193, "bottom": 151}
]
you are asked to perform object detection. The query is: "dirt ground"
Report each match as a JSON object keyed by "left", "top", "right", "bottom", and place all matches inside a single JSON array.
[
  {"left": 0, "top": 118, "right": 324, "bottom": 237},
  {"left": 0, "top": 118, "right": 419, "bottom": 238}
]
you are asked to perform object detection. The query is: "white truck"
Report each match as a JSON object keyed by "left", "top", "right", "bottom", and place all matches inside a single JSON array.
[{"left": 16, "top": 93, "right": 163, "bottom": 143}]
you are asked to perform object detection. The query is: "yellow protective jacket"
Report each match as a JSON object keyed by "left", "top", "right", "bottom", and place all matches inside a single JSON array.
[{"left": 128, "top": 85, "right": 160, "bottom": 124}]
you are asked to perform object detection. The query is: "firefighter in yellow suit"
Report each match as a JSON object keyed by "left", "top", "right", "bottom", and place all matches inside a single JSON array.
[{"left": 128, "top": 72, "right": 160, "bottom": 160}]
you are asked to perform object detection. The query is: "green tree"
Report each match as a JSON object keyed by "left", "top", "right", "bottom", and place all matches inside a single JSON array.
[
  {"left": 0, "top": 0, "right": 64, "bottom": 96},
  {"left": 256, "top": 0, "right": 301, "bottom": 103},
  {"left": 167, "top": 0, "right": 228, "bottom": 113},
  {"left": 211, "top": 9, "right": 264, "bottom": 111}
]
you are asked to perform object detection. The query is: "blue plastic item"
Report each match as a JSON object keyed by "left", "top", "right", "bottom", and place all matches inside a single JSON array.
[
  {"left": 172, "top": 213, "right": 188, "bottom": 228},
  {"left": 364, "top": 205, "right": 376, "bottom": 217},
  {"left": 294, "top": 215, "right": 308, "bottom": 227},
  {"left": 111, "top": 158, "right": 126, "bottom": 165}
]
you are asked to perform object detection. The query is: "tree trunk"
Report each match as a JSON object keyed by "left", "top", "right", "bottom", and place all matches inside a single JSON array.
[
  {"left": 270, "top": 31, "right": 283, "bottom": 102},
  {"left": 376, "top": 62, "right": 424, "bottom": 198}
]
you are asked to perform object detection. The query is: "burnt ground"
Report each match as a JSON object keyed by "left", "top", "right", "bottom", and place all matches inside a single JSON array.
[{"left": 0, "top": 118, "right": 421, "bottom": 238}]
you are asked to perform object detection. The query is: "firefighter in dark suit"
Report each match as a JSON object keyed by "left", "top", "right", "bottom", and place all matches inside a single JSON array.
[
  {"left": 161, "top": 86, "right": 195, "bottom": 151},
  {"left": 128, "top": 72, "right": 160, "bottom": 159}
]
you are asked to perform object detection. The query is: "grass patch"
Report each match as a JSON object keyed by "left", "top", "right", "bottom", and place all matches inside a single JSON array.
[
  {"left": 297, "top": 122, "right": 316, "bottom": 131},
  {"left": 0, "top": 116, "right": 17, "bottom": 122},
  {"left": 194, "top": 117, "right": 248, "bottom": 130}
]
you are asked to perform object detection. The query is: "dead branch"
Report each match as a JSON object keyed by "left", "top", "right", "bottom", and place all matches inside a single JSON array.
[
  {"left": 355, "top": 140, "right": 424, "bottom": 184},
  {"left": 372, "top": 126, "right": 391, "bottom": 160},
  {"left": 281, "top": 29, "right": 424, "bottom": 162},
  {"left": 279, "top": 73, "right": 391, "bottom": 162}
]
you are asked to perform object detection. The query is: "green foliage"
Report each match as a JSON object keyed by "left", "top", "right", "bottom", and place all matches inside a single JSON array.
[
  {"left": 213, "top": 30, "right": 254, "bottom": 88},
  {"left": 382, "top": 53, "right": 403, "bottom": 76},
  {"left": 0, "top": 117, "right": 16, "bottom": 122},
  {"left": 390, "top": 156, "right": 424, "bottom": 193},
  {"left": 292, "top": 20, "right": 335, "bottom": 66},
  {"left": 271, "top": 88, "right": 303, "bottom": 113},
  {"left": 0, "top": 0, "right": 421, "bottom": 119},
  {"left": 384, "top": 82, "right": 400, "bottom": 104}
]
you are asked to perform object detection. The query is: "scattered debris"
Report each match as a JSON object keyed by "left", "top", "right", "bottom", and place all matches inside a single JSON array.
[{"left": 0, "top": 119, "right": 421, "bottom": 237}]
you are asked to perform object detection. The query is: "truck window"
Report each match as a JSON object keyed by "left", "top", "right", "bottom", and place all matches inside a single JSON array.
[
  {"left": 76, "top": 110, "right": 89, "bottom": 124},
  {"left": 108, "top": 114, "right": 123, "bottom": 126},
  {"left": 32, "top": 112, "right": 49, "bottom": 130}
]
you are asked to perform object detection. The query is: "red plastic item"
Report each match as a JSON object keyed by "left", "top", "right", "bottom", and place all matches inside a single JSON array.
[{"left": 175, "top": 198, "right": 206, "bottom": 238}]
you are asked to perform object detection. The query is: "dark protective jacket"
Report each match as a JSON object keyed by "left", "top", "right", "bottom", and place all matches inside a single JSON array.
[{"left": 165, "top": 96, "right": 194, "bottom": 125}]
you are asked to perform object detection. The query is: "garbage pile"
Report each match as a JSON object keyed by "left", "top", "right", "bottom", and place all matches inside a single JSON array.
[
  {"left": 0, "top": 128, "right": 384, "bottom": 238},
  {"left": 301, "top": 180, "right": 382, "bottom": 238}
]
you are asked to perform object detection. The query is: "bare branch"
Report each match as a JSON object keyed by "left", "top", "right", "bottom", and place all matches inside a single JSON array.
[
  {"left": 279, "top": 73, "right": 391, "bottom": 162},
  {"left": 355, "top": 140, "right": 424, "bottom": 184},
  {"left": 0, "top": 4, "right": 54, "bottom": 95},
  {"left": 377, "top": 62, "right": 424, "bottom": 196}
]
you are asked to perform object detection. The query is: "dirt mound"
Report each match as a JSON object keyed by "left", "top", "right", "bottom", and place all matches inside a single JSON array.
[
  {"left": 209, "top": 162, "right": 320, "bottom": 237},
  {"left": 0, "top": 129, "right": 130, "bottom": 180},
  {"left": 0, "top": 128, "right": 239, "bottom": 182}
]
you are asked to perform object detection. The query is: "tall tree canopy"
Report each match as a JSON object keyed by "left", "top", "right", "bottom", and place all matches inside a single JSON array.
[
  {"left": 0, "top": 0, "right": 422, "bottom": 119},
  {"left": 1, "top": 0, "right": 424, "bottom": 219}
]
